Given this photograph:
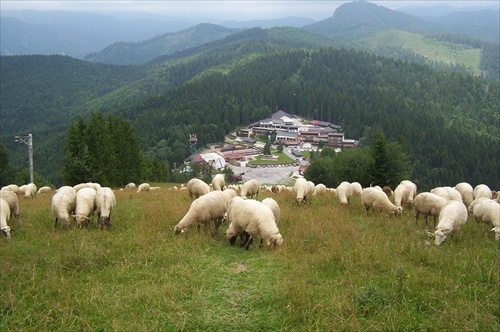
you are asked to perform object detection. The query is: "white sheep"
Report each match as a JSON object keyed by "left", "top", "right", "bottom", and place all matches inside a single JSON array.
[
  {"left": 350, "top": 182, "right": 363, "bottom": 196},
  {"left": 293, "top": 177, "right": 310, "bottom": 204},
  {"left": 0, "top": 189, "right": 20, "bottom": 225},
  {"left": 312, "top": 183, "right": 327, "bottom": 196},
  {"left": 262, "top": 197, "right": 280, "bottom": 224},
  {"left": 18, "top": 185, "right": 27, "bottom": 196},
  {"left": 174, "top": 189, "right": 235, "bottom": 235},
  {"left": 24, "top": 183, "right": 37, "bottom": 199},
  {"left": 186, "top": 178, "right": 210, "bottom": 199},
  {"left": 1, "top": 184, "right": 19, "bottom": 194},
  {"left": 137, "top": 182, "right": 151, "bottom": 193},
  {"left": 473, "top": 184, "right": 492, "bottom": 200},
  {"left": 0, "top": 199, "right": 11, "bottom": 239},
  {"left": 52, "top": 186, "right": 77, "bottom": 228},
  {"left": 336, "top": 181, "right": 353, "bottom": 205},
  {"left": 400, "top": 180, "right": 417, "bottom": 204},
  {"left": 430, "top": 186, "right": 462, "bottom": 202},
  {"left": 361, "top": 187, "right": 403, "bottom": 217},
  {"left": 225, "top": 198, "right": 283, "bottom": 250},
  {"left": 212, "top": 174, "right": 226, "bottom": 191},
  {"left": 454, "top": 182, "right": 474, "bottom": 207},
  {"left": 125, "top": 182, "right": 136, "bottom": 189},
  {"left": 434, "top": 200, "right": 468, "bottom": 246},
  {"left": 240, "top": 179, "right": 260, "bottom": 199},
  {"left": 95, "top": 187, "right": 116, "bottom": 230},
  {"left": 412, "top": 192, "right": 448, "bottom": 227},
  {"left": 37, "top": 186, "right": 52, "bottom": 194},
  {"left": 468, "top": 197, "right": 500, "bottom": 239},
  {"left": 72, "top": 187, "right": 97, "bottom": 227}
]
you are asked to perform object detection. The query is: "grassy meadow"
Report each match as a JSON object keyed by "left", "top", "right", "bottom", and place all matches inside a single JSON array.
[{"left": 1, "top": 185, "right": 499, "bottom": 331}]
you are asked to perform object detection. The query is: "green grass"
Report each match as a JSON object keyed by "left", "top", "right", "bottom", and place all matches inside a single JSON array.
[
  {"left": 357, "top": 30, "right": 482, "bottom": 74},
  {"left": 1, "top": 188, "right": 499, "bottom": 331}
]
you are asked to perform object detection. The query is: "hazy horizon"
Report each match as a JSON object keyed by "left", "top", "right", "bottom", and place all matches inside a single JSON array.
[{"left": 1, "top": 1, "right": 498, "bottom": 23}]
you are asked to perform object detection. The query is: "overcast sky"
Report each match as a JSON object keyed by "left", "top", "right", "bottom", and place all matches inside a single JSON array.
[{"left": 1, "top": 1, "right": 498, "bottom": 22}]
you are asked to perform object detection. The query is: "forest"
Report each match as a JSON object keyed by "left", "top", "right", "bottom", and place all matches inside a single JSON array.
[{"left": 0, "top": 27, "right": 499, "bottom": 191}]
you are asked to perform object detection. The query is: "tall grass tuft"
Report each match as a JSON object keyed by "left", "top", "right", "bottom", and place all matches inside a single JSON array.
[{"left": 1, "top": 187, "right": 499, "bottom": 331}]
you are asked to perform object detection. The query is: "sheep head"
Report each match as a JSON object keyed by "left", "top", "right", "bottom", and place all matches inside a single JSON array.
[
  {"left": 434, "top": 229, "right": 449, "bottom": 246},
  {"left": 173, "top": 225, "right": 186, "bottom": 236},
  {"left": 1, "top": 226, "right": 11, "bottom": 239}
]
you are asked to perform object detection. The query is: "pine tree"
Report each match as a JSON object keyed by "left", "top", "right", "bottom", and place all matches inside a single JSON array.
[{"left": 370, "top": 131, "right": 390, "bottom": 187}]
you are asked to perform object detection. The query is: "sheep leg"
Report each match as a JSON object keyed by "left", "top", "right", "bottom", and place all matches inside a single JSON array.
[
  {"left": 54, "top": 217, "right": 59, "bottom": 228},
  {"left": 239, "top": 232, "right": 249, "bottom": 248},
  {"left": 229, "top": 235, "right": 237, "bottom": 246},
  {"left": 244, "top": 235, "right": 254, "bottom": 250}
]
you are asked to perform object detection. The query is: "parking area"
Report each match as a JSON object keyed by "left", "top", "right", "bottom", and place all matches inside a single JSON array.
[{"left": 228, "top": 163, "right": 300, "bottom": 185}]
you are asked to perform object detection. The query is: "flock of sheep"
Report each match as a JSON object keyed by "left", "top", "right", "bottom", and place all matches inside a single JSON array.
[{"left": 1, "top": 176, "right": 498, "bottom": 248}]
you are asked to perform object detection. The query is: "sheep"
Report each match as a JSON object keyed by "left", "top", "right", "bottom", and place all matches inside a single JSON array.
[
  {"left": 24, "top": 183, "right": 37, "bottom": 199},
  {"left": 412, "top": 192, "right": 448, "bottom": 227},
  {"left": 18, "top": 185, "right": 27, "bottom": 196},
  {"left": 186, "top": 178, "right": 210, "bottom": 199},
  {"left": 52, "top": 186, "right": 77, "bottom": 228},
  {"left": 95, "top": 187, "right": 116, "bottom": 230},
  {"left": 361, "top": 187, "right": 403, "bottom": 217},
  {"left": 434, "top": 200, "right": 468, "bottom": 246},
  {"left": 125, "top": 182, "right": 136, "bottom": 189},
  {"left": 430, "top": 186, "right": 462, "bottom": 202},
  {"left": 174, "top": 189, "right": 235, "bottom": 235},
  {"left": 293, "top": 177, "right": 310, "bottom": 204},
  {"left": 262, "top": 197, "right": 280, "bottom": 224},
  {"left": 312, "top": 183, "right": 327, "bottom": 196},
  {"left": 137, "top": 182, "right": 151, "bottom": 193},
  {"left": 454, "top": 182, "right": 474, "bottom": 207},
  {"left": 394, "top": 180, "right": 417, "bottom": 208},
  {"left": 1, "top": 184, "right": 19, "bottom": 194},
  {"left": 240, "top": 179, "right": 260, "bottom": 199},
  {"left": 351, "top": 182, "right": 363, "bottom": 196},
  {"left": 225, "top": 198, "right": 283, "bottom": 250},
  {"left": 336, "top": 181, "right": 353, "bottom": 205},
  {"left": 0, "top": 189, "right": 20, "bottom": 224},
  {"left": 37, "top": 186, "right": 52, "bottom": 195},
  {"left": 468, "top": 197, "right": 499, "bottom": 238},
  {"left": 0, "top": 199, "right": 11, "bottom": 239},
  {"left": 212, "top": 174, "right": 226, "bottom": 191},
  {"left": 473, "top": 184, "right": 492, "bottom": 200},
  {"left": 72, "top": 187, "right": 97, "bottom": 228},
  {"left": 382, "top": 186, "right": 393, "bottom": 197}
]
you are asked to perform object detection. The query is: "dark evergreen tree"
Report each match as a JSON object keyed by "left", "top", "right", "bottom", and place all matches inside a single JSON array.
[{"left": 370, "top": 131, "right": 390, "bottom": 187}]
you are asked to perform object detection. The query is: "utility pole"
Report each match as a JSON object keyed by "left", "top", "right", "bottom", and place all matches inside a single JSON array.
[{"left": 14, "top": 134, "right": 34, "bottom": 184}]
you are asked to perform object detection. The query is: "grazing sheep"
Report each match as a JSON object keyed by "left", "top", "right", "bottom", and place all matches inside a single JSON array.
[
  {"left": 293, "top": 177, "right": 310, "bottom": 204},
  {"left": 137, "top": 183, "right": 151, "bottom": 193},
  {"left": 225, "top": 198, "right": 283, "bottom": 250},
  {"left": 95, "top": 187, "right": 116, "bottom": 230},
  {"left": 336, "top": 181, "right": 353, "bottom": 205},
  {"left": 1, "top": 184, "right": 19, "bottom": 194},
  {"left": 468, "top": 197, "right": 500, "bottom": 239},
  {"left": 361, "top": 187, "right": 403, "bottom": 217},
  {"left": 400, "top": 180, "right": 417, "bottom": 203},
  {"left": 186, "top": 178, "right": 210, "bottom": 199},
  {"left": 351, "top": 182, "right": 363, "bottom": 196},
  {"left": 434, "top": 200, "right": 468, "bottom": 246},
  {"left": 212, "top": 174, "right": 226, "bottom": 191},
  {"left": 52, "top": 186, "right": 77, "bottom": 228},
  {"left": 413, "top": 192, "right": 448, "bottom": 227},
  {"left": 0, "top": 199, "right": 11, "bottom": 239},
  {"left": 18, "top": 185, "right": 27, "bottom": 196},
  {"left": 174, "top": 190, "right": 234, "bottom": 235},
  {"left": 37, "top": 186, "right": 52, "bottom": 195},
  {"left": 0, "top": 189, "right": 20, "bottom": 224},
  {"left": 262, "top": 197, "right": 280, "bottom": 224},
  {"left": 430, "top": 186, "right": 462, "bottom": 202},
  {"left": 473, "top": 184, "right": 492, "bottom": 200},
  {"left": 240, "top": 179, "right": 260, "bottom": 199},
  {"left": 72, "top": 187, "right": 97, "bottom": 228},
  {"left": 382, "top": 186, "right": 393, "bottom": 197},
  {"left": 125, "top": 182, "right": 136, "bottom": 189},
  {"left": 312, "top": 183, "right": 327, "bottom": 196},
  {"left": 24, "top": 183, "right": 37, "bottom": 199},
  {"left": 454, "top": 182, "right": 474, "bottom": 207}
]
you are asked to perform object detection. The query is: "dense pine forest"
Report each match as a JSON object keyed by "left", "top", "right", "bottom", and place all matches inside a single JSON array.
[{"left": 1, "top": 26, "right": 499, "bottom": 190}]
